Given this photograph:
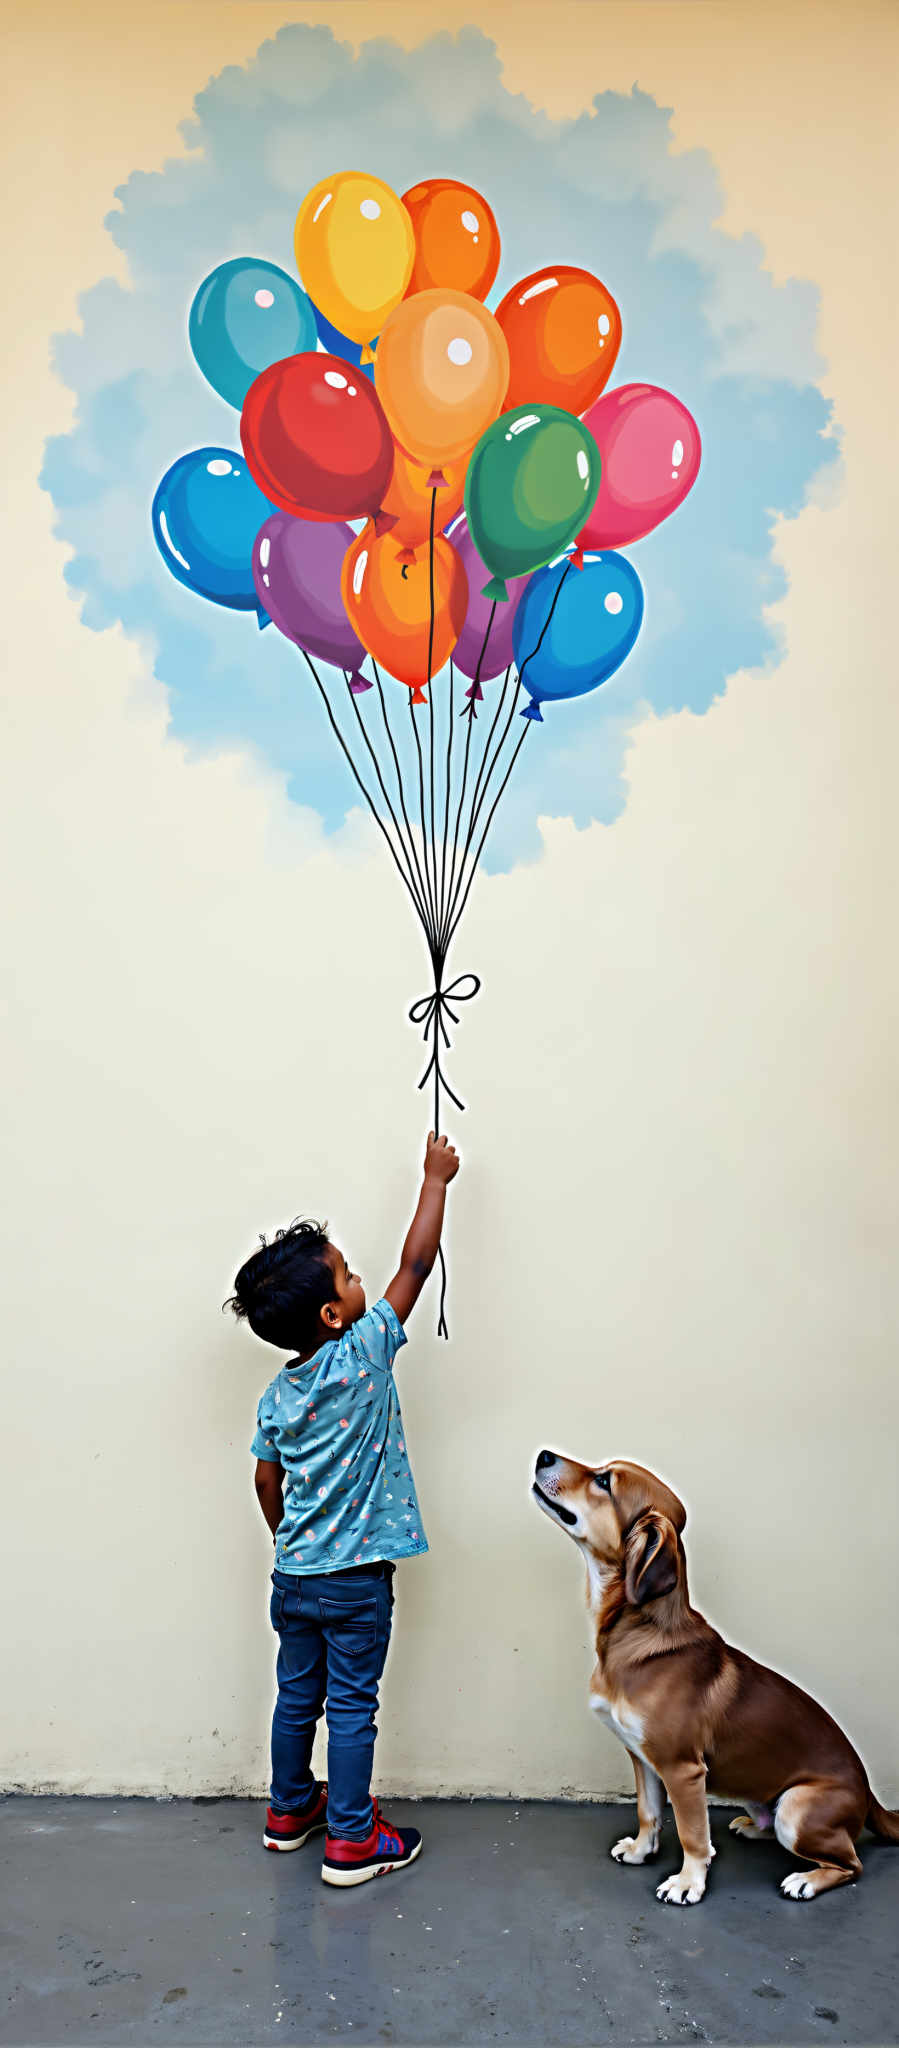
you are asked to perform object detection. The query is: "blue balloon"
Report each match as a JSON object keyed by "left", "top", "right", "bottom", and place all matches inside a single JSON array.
[
  {"left": 151, "top": 448, "right": 274, "bottom": 621},
  {"left": 513, "top": 551, "right": 644, "bottom": 721},
  {"left": 189, "top": 258, "right": 317, "bottom": 409},
  {"left": 310, "top": 302, "right": 376, "bottom": 381}
]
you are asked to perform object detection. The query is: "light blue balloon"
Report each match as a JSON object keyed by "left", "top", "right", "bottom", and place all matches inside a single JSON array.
[
  {"left": 513, "top": 551, "right": 644, "bottom": 720},
  {"left": 189, "top": 258, "right": 317, "bottom": 409},
  {"left": 151, "top": 447, "right": 274, "bottom": 622}
]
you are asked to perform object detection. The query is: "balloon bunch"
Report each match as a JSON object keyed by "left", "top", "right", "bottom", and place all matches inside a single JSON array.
[{"left": 152, "top": 171, "right": 701, "bottom": 1333}]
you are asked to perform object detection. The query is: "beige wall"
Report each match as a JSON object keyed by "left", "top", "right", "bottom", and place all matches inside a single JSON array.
[{"left": 2, "top": 1, "right": 897, "bottom": 1801}]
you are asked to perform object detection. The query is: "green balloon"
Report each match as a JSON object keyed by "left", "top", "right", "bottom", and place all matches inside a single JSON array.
[{"left": 464, "top": 404, "right": 601, "bottom": 601}]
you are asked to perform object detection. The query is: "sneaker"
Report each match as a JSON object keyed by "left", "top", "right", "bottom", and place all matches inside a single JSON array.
[
  {"left": 263, "top": 1782, "right": 328, "bottom": 1851},
  {"left": 321, "top": 1799, "right": 422, "bottom": 1887}
]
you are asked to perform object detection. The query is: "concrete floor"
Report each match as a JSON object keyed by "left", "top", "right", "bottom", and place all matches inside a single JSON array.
[{"left": 2, "top": 1798, "right": 897, "bottom": 2047}]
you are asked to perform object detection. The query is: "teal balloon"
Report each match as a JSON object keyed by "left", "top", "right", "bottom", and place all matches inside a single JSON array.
[
  {"left": 189, "top": 258, "right": 318, "bottom": 410},
  {"left": 464, "top": 404, "right": 600, "bottom": 602}
]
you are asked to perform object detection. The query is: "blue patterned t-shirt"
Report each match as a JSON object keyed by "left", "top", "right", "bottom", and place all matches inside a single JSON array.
[{"left": 251, "top": 1299, "right": 428, "bottom": 1572}]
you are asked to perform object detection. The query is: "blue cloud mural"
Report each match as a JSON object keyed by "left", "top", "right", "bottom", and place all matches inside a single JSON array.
[{"left": 42, "top": 24, "right": 835, "bottom": 869}]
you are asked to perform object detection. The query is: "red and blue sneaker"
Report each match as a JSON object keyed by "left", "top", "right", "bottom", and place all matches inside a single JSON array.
[
  {"left": 321, "top": 1798, "right": 422, "bottom": 1887},
  {"left": 263, "top": 1781, "right": 328, "bottom": 1852}
]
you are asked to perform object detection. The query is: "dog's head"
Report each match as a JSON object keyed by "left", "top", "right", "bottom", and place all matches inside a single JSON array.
[{"left": 532, "top": 1450, "right": 687, "bottom": 1608}]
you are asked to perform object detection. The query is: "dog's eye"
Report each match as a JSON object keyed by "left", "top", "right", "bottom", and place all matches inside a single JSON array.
[{"left": 592, "top": 1470, "right": 612, "bottom": 1492}]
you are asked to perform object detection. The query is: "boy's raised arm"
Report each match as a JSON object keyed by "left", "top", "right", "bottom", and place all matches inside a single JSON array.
[{"left": 384, "top": 1133, "right": 460, "bottom": 1327}]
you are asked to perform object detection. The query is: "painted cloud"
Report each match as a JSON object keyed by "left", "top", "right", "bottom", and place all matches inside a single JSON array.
[{"left": 42, "top": 25, "right": 835, "bottom": 869}]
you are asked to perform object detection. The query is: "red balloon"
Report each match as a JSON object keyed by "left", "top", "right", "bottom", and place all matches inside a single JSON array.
[{"left": 240, "top": 353, "right": 394, "bottom": 524}]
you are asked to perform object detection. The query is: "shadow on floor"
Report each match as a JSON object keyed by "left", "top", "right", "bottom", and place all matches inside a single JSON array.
[{"left": 1, "top": 1797, "right": 897, "bottom": 2046}]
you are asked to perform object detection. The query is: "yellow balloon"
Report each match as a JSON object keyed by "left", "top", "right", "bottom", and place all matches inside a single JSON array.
[{"left": 295, "top": 172, "right": 415, "bottom": 358}]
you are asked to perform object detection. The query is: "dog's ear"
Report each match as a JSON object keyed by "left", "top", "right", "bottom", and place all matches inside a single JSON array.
[{"left": 624, "top": 1513, "right": 679, "bottom": 1607}]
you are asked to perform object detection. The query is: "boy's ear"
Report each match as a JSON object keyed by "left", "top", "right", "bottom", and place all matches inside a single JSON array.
[
  {"left": 320, "top": 1300, "right": 343, "bottom": 1331},
  {"left": 624, "top": 1514, "right": 680, "bottom": 1607}
]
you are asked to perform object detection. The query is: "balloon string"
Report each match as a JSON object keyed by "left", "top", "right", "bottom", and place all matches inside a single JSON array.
[
  {"left": 442, "top": 678, "right": 478, "bottom": 945},
  {"left": 441, "top": 687, "right": 520, "bottom": 951},
  {"left": 464, "top": 599, "right": 497, "bottom": 719},
  {"left": 306, "top": 654, "right": 453, "bottom": 1334},
  {"left": 458, "top": 659, "right": 513, "bottom": 856},
  {"left": 409, "top": 974, "right": 480, "bottom": 1120},
  {"left": 443, "top": 722, "right": 532, "bottom": 958},
  {"left": 426, "top": 486, "right": 439, "bottom": 938},
  {"left": 408, "top": 969, "right": 480, "bottom": 1340},
  {"left": 371, "top": 659, "right": 434, "bottom": 946},
  {"left": 515, "top": 556, "right": 572, "bottom": 700},
  {"left": 439, "top": 655, "right": 456, "bottom": 934},
  {"left": 342, "top": 670, "right": 433, "bottom": 938},
  {"left": 439, "top": 663, "right": 515, "bottom": 954},
  {"left": 303, "top": 629, "right": 525, "bottom": 1342},
  {"left": 421, "top": 484, "right": 453, "bottom": 1339},
  {"left": 444, "top": 598, "right": 499, "bottom": 937},
  {"left": 423, "top": 588, "right": 500, "bottom": 1338},
  {"left": 302, "top": 652, "right": 435, "bottom": 943},
  {"left": 438, "top": 561, "right": 567, "bottom": 948},
  {"left": 408, "top": 690, "right": 439, "bottom": 938}
]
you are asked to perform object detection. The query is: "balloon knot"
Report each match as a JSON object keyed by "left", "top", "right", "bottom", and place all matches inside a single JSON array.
[
  {"left": 348, "top": 671, "right": 372, "bottom": 695},
  {"left": 481, "top": 575, "right": 509, "bottom": 602},
  {"left": 408, "top": 973, "right": 482, "bottom": 1108},
  {"left": 396, "top": 546, "right": 417, "bottom": 567},
  {"left": 465, "top": 681, "right": 484, "bottom": 702},
  {"left": 372, "top": 508, "right": 397, "bottom": 537},
  {"left": 360, "top": 341, "right": 376, "bottom": 365},
  {"left": 410, "top": 685, "right": 428, "bottom": 706},
  {"left": 427, "top": 469, "right": 448, "bottom": 489},
  {"left": 256, "top": 606, "right": 271, "bottom": 631},
  {"left": 572, "top": 545, "right": 586, "bottom": 571},
  {"left": 521, "top": 699, "right": 544, "bottom": 722}
]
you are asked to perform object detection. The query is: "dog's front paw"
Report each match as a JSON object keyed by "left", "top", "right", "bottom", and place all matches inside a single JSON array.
[
  {"left": 611, "top": 1833, "right": 658, "bottom": 1865},
  {"left": 781, "top": 1871, "right": 815, "bottom": 1902},
  {"left": 656, "top": 1868, "right": 707, "bottom": 1907}
]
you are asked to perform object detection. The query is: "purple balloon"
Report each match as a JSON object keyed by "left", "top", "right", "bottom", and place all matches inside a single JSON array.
[
  {"left": 446, "top": 515, "right": 529, "bottom": 701},
  {"left": 252, "top": 511, "right": 370, "bottom": 691}
]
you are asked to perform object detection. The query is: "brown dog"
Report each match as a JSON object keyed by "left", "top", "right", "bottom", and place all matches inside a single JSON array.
[{"left": 533, "top": 1450, "right": 899, "bottom": 1905}]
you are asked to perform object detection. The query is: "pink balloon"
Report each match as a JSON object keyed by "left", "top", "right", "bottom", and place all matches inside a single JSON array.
[{"left": 575, "top": 384, "right": 701, "bottom": 556}]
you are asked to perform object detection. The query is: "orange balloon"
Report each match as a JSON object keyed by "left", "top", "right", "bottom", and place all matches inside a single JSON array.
[
  {"left": 495, "top": 264, "right": 622, "bottom": 416},
  {"left": 375, "top": 289, "right": 509, "bottom": 484},
  {"left": 402, "top": 179, "right": 500, "bottom": 301},
  {"left": 381, "top": 444, "right": 467, "bottom": 560},
  {"left": 341, "top": 524, "right": 468, "bottom": 702}
]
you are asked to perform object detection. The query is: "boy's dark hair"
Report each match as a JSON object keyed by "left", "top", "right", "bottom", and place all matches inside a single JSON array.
[{"left": 224, "top": 1219, "right": 334, "bottom": 1352}]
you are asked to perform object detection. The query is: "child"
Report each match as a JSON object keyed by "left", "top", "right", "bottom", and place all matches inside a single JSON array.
[{"left": 227, "top": 1130, "right": 459, "bottom": 1887}]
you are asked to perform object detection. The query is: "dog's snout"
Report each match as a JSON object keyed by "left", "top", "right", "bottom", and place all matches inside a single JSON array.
[{"left": 536, "top": 1449, "right": 556, "bottom": 1472}]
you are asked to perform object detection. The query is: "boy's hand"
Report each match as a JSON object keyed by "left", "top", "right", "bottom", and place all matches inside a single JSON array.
[{"left": 424, "top": 1131, "right": 460, "bottom": 1186}]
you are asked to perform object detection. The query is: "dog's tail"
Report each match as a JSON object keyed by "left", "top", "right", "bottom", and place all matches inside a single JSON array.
[{"left": 867, "top": 1794, "right": 899, "bottom": 1843}]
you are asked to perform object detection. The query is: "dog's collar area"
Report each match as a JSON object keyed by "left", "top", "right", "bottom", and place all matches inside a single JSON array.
[{"left": 532, "top": 1482, "right": 577, "bottom": 1526}]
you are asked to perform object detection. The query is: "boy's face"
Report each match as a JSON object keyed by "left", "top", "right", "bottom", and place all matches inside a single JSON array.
[{"left": 320, "top": 1242, "right": 366, "bottom": 1334}]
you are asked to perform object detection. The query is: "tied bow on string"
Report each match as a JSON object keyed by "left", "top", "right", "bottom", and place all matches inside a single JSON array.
[
  {"left": 408, "top": 968, "right": 480, "bottom": 1340},
  {"left": 409, "top": 971, "right": 481, "bottom": 1118}
]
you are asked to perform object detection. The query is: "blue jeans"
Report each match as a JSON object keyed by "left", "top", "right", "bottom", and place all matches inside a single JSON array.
[{"left": 269, "top": 1565, "right": 394, "bottom": 1840}]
